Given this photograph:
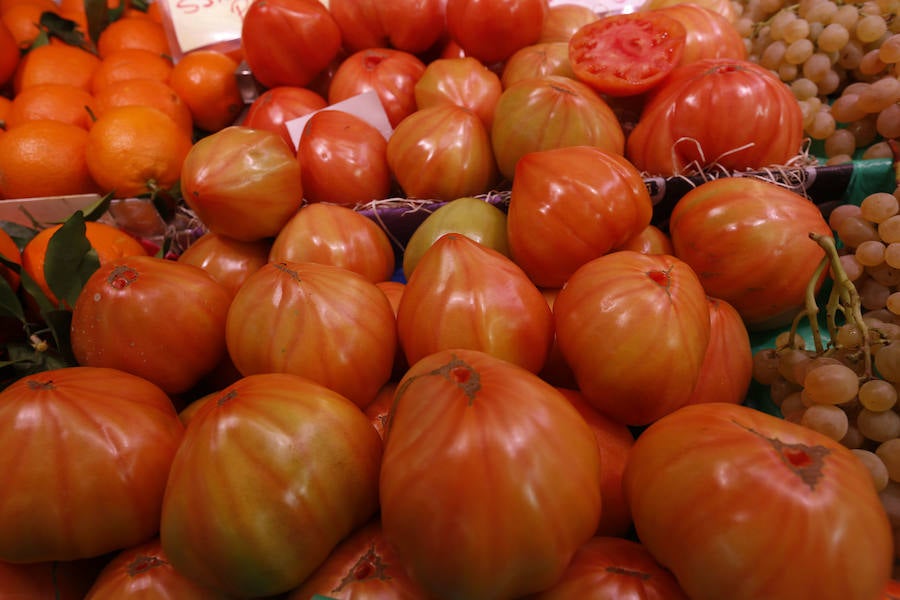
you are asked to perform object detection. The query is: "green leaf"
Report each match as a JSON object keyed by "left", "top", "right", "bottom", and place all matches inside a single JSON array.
[
  {"left": 44, "top": 211, "right": 100, "bottom": 309},
  {"left": 84, "top": 0, "right": 110, "bottom": 51},
  {"left": 38, "top": 11, "right": 92, "bottom": 50},
  {"left": 40, "top": 309, "right": 75, "bottom": 364},
  {"left": 18, "top": 265, "right": 55, "bottom": 316},
  {"left": 82, "top": 193, "right": 113, "bottom": 222},
  {"left": 0, "top": 221, "right": 39, "bottom": 248},
  {"left": 0, "top": 269, "right": 25, "bottom": 322}
]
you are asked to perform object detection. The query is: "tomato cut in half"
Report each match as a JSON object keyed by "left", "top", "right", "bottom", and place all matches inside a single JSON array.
[{"left": 568, "top": 12, "right": 687, "bottom": 97}]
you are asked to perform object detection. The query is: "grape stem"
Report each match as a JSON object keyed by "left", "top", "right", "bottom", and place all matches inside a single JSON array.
[{"left": 791, "top": 233, "right": 872, "bottom": 379}]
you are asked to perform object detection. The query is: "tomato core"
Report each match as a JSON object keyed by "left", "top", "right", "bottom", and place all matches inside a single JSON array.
[
  {"left": 26, "top": 379, "right": 54, "bottom": 390},
  {"left": 363, "top": 53, "right": 385, "bottom": 71},
  {"left": 107, "top": 265, "right": 139, "bottom": 289},
  {"left": 647, "top": 269, "right": 670, "bottom": 290},
  {"left": 606, "top": 565, "right": 653, "bottom": 580},
  {"left": 127, "top": 554, "right": 166, "bottom": 576}
]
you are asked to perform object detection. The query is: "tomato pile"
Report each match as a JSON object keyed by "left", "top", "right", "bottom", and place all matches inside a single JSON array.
[{"left": 0, "top": 0, "right": 899, "bottom": 598}]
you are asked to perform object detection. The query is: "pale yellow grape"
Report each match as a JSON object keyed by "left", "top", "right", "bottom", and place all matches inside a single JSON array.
[
  {"left": 831, "top": 94, "right": 867, "bottom": 123},
  {"left": 861, "top": 191, "right": 900, "bottom": 223},
  {"left": 790, "top": 77, "right": 819, "bottom": 99},
  {"left": 866, "top": 262, "right": 900, "bottom": 287},
  {"left": 804, "top": 0, "right": 838, "bottom": 24},
  {"left": 838, "top": 40, "right": 865, "bottom": 69},
  {"left": 863, "top": 141, "right": 894, "bottom": 160},
  {"left": 888, "top": 291, "right": 900, "bottom": 316},
  {"left": 859, "top": 49, "right": 887, "bottom": 76},
  {"left": 860, "top": 377, "right": 898, "bottom": 411},
  {"left": 800, "top": 404, "right": 849, "bottom": 440},
  {"left": 876, "top": 341, "right": 900, "bottom": 381},
  {"left": 860, "top": 278, "right": 892, "bottom": 311},
  {"left": 836, "top": 214, "right": 879, "bottom": 248},
  {"left": 780, "top": 391, "right": 806, "bottom": 423},
  {"left": 760, "top": 39, "right": 787, "bottom": 70},
  {"left": 777, "top": 347, "right": 813, "bottom": 384},
  {"left": 777, "top": 62, "right": 799, "bottom": 81},
  {"left": 878, "top": 216, "right": 900, "bottom": 243},
  {"left": 783, "top": 17, "right": 811, "bottom": 43},
  {"left": 817, "top": 69, "right": 841, "bottom": 95},
  {"left": 835, "top": 322, "right": 864, "bottom": 348},
  {"left": 857, "top": 407, "right": 900, "bottom": 441},
  {"left": 876, "top": 103, "right": 900, "bottom": 138},
  {"left": 803, "top": 52, "right": 833, "bottom": 81},
  {"left": 770, "top": 377, "right": 803, "bottom": 405},
  {"left": 845, "top": 115, "right": 879, "bottom": 147},
  {"left": 856, "top": 13, "right": 889, "bottom": 43},
  {"left": 855, "top": 239, "right": 887, "bottom": 266},
  {"left": 828, "top": 202, "right": 862, "bottom": 229},
  {"left": 785, "top": 37, "right": 815, "bottom": 64},
  {"left": 830, "top": 4, "right": 860, "bottom": 31},
  {"left": 818, "top": 22, "right": 851, "bottom": 52},
  {"left": 839, "top": 252, "right": 866, "bottom": 280},
  {"left": 852, "top": 448, "right": 891, "bottom": 490},
  {"left": 885, "top": 243, "right": 900, "bottom": 269},
  {"left": 877, "top": 438, "right": 900, "bottom": 482},
  {"left": 774, "top": 330, "right": 806, "bottom": 349},
  {"left": 856, "top": 76, "right": 900, "bottom": 113},
  {"left": 841, "top": 423, "right": 867, "bottom": 449},
  {"left": 801, "top": 362, "right": 860, "bottom": 405},
  {"left": 769, "top": 9, "right": 796, "bottom": 39},
  {"left": 808, "top": 109, "right": 838, "bottom": 138},
  {"left": 880, "top": 34, "right": 900, "bottom": 63}
]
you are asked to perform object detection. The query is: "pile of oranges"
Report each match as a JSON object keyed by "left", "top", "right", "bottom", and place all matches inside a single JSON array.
[{"left": 0, "top": 0, "right": 245, "bottom": 201}]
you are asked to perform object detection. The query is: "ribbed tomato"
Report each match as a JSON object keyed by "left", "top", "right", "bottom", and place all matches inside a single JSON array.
[
  {"left": 445, "top": 0, "right": 549, "bottom": 65},
  {"left": 686, "top": 296, "right": 753, "bottom": 405},
  {"left": 176, "top": 232, "right": 272, "bottom": 299},
  {"left": 241, "top": 86, "right": 328, "bottom": 152},
  {"left": 328, "top": 0, "right": 446, "bottom": 54},
  {"left": 649, "top": 3, "right": 748, "bottom": 66},
  {"left": 414, "top": 56, "right": 503, "bottom": 130},
  {"left": 500, "top": 41, "right": 575, "bottom": 89}
]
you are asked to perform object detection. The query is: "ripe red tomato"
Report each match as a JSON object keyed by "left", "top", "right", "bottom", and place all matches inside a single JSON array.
[
  {"left": 241, "top": 86, "right": 328, "bottom": 152},
  {"left": 387, "top": 103, "right": 499, "bottom": 201},
  {"left": 397, "top": 233, "right": 554, "bottom": 373},
  {"left": 160, "top": 373, "right": 383, "bottom": 598},
  {"left": 225, "top": 261, "right": 397, "bottom": 409},
  {"left": 445, "top": 0, "right": 549, "bottom": 65},
  {"left": 180, "top": 126, "right": 304, "bottom": 242},
  {"left": 0, "top": 366, "right": 184, "bottom": 563},
  {"left": 328, "top": 48, "right": 427, "bottom": 127},
  {"left": 668, "top": 176, "right": 831, "bottom": 330},
  {"left": 176, "top": 232, "right": 272, "bottom": 299},
  {"left": 84, "top": 538, "right": 229, "bottom": 599},
  {"left": 328, "top": 0, "right": 446, "bottom": 54},
  {"left": 241, "top": 0, "right": 342, "bottom": 88},
  {"left": 568, "top": 12, "right": 687, "bottom": 97},
  {"left": 625, "top": 58, "right": 805, "bottom": 176},
  {"left": 539, "top": 2, "right": 597, "bottom": 43},
  {"left": 380, "top": 348, "right": 602, "bottom": 599},
  {"left": 506, "top": 145, "right": 653, "bottom": 288},
  {"left": 641, "top": 0, "right": 737, "bottom": 23},
  {"left": 297, "top": 109, "right": 392, "bottom": 205},
  {"left": 554, "top": 251, "right": 711, "bottom": 426},
  {"left": 287, "top": 519, "right": 432, "bottom": 598},
  {"left": 70, "top": 256, "right": 232, "bottom": 395},
  {"left": 268, "top": 202, "right": 397, "bottom": 284},
  {"left": 649, "top": 3, "right": 748, "bottom": 66},
  {"left": 364, "top": 381, "right": 397, "bottom": 440},
  {"left": 501, "top": 41, "right": 575, "bottom": 88},
  {"left": 624, "top": 403, "right": 894, "bottom": 600},
  {"left": 374, "top": 281, "right": 407, "bottom": 380},
  {"left": 686, "top": 296, "right": 753, "bottom": 405},
  {"left": 491, "top": 75, "right": 625, "bottom": 181},
  {"left": 885, "top": 579, "right": 900, "bottom": 599},
  {"left": 414, "top": 56, "right": 503, "bottom": 130},
  {"left": 537, "top": 287, "right": 578, "bottom": 389},
  {"left": 527, "top": 536, "right": 690, "bottom": 599},
  {"left": 616, "top": 224, "right": 675, "bottom": 255},
  {"left": 0, "top": 558, "right": 106, "bottom": 599}
]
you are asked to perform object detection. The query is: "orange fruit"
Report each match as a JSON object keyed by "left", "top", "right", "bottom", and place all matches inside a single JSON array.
[
  {"left": 0, "top": 225, "right": 21, "bottom": 290},
  {"left": 85, "top": 104, "right": 193, "bottom": 198},
  {"left": 0, "top": 20, "right": 19, "bottom": 87},
  {"left": 0, "top": 95, "right": 12, "bottom": 127},
  {"left": 0, "top": 119, "right": 99, "bottom": 198},
  {"left": 96, "top": 15, "right": 169, "bottom": 58},
  {"left": 0, "top": 0, "right": 54, "bottom": 16},
  {"left": 1, "top": 0, "right": 54, "bottom": 49},
  {"left": 169, "top": 49, "right": 243, "bottom": 133},
  {"left": 21, "top": 220, "right": 148, "bottom": 306},
  {"left": 13, "top": 43, "right": 101, "bottom": 94},
  {"left": 6, "top": 83, "right": 95, "bottom": 130},
  {"left": 92, "top": 77, "right": 193, "bottom": 135},
  {"left": 124, "top": 0, "right": 163, "bottom": 23},
  {"left": 90, "top": 47, "right": 173, "bottom": 94}
]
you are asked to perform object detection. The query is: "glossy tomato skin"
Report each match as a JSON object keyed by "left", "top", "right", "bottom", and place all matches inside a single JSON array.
[
  {"left": 380, "top": 348, "right": 602, "bottom": 599},
  {"left": 241, "top": 0, "right": 342, "bottom": 88},
  {"left": 624, "top": 403, "right": 894, "bottom": 600},
  {"left": 329, "top": 0, "right": 446, "bottom": 54},
  {"left": 0, "top": 366, "right": 184, "bottom": 563},
  {"left": 287, "top": 519, "right": 434, "bottom": 599},
  {"left": 500, "top": 41, "right": 575, "bottom": 88},
  {"left": 328, "top": 48, "right": 427, "bottom": 127},
  {"left": 539, "top": 3, "right": 597, "bottom": 43},
  {"left": 616, "top": 224, "right": 675, "bottom": 255},
  {"left": 297, "top": 109, "right": 392, "bottom": 205},
  {"left": 507, "top": 145, "right": 653, "bottom": 288},
  {"left": 414, "top": 56, "right": 503, "bottom": 130},
  {"left": 225, "top": 261, "right": 397, "bottom": 409},
  {"left": 161, "top": 373, "right": 383, "bottom": 598},
  {"left": 176, "top": 232, "right": 272, "bottom": 299},
  {"left": 649, "top": 3, "right": 748, "bottom": 66},
  {"left": 446, "top": 0, "right": 549, "bottom": 65},
  {"left": 70, "top": 256, "right": 232, "bottom": 395},
  {"left": 0, "top": 557, "right": 106, "bottom": 599},
  {"left": 524, "top": 536, "right": 689, "bottom": 599},
  {"left": 180, "top": 126, "right": 305, "bottom": 242},
  {"left": 568, "top": 12, "right": 687, "bottom": 97},
  {"left": 241, "top": 85, "right": 328, "bottom": 152},
  {"left": 397, "top": 233, "right": 554, "bottom": 373},
  {"left": 268, "top": 202, "right": 397, "bottom": 284},
  {"left": 554, "top": 251, "right": 711, "bottom": 426},
  {"left": 668, "top": 177, "right": 831, "bottom": 330},
  {"left": 626, "top": 58, "right": 804, "bottom": 176},
  {"left": 387, "top": 104, "right": 498, "bottom": 202},
  {"left": 84, "top": 538, "right": 229, "bottom": 599},
  {"left": 686, "top": 296, "right": 753, "bottom": 405},
  {"left": 491, "top": 75, "right": 625, "bottom": 181}
]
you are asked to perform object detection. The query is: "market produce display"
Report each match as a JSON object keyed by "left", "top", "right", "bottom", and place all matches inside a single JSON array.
[{"left": 0, "top": 0, "right": 897, "bottom": 598}]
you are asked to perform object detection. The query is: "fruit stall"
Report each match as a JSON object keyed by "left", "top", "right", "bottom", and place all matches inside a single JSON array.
[{"left": 0, "top": 0, "right": 898, "bottom": 598}]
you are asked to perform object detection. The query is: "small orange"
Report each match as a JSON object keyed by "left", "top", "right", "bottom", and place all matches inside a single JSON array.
[
  {"left": 0, "top": 119, "right": 99, "bottom": 198},
  {"left": 21, "top": 220, "right": 148, "bottom": 306},
  {"left": 1, "top": 0, "right": 54, "bottom": 49},
  {"left": 96, "top": 14, "right": 170, "bottom": 59},
  {"left": 6, "top": 83, "right": 94, "bottom": 129},
  {"left": 12, "top": 42, "right": 101, "bottom": 94},
  {"left": 85, "top": 104, "right": 193, "bottom": 198},
  {"left": 125, "top": 0, "right": 163, "bottom": 24},
  {"left": 0, "top": 0, "right": 55, "bottom": 16},
  {"left": 0, "top": 95, "right": 12, "bottom": 128},
  {"left": 0, "top": 20, "right": 19, "bottom": 87},
  {"left": 169, "top": 49, "right": 243, "bottom": 133},
  {"left": 90, "top": 47, "right": 173, "bottom": 94},
  {"left": 0, "top": 225, "right": 21, "bottom": 290},
  {"left": 92, "top": 77, "right": 193, "bottom": 135}
]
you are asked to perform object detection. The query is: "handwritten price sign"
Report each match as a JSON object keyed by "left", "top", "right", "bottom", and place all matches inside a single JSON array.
[{"left": 157, "top": 0, "right": 249, "bottom": 56}]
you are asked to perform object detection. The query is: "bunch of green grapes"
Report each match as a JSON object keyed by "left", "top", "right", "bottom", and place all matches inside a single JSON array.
[{"left": 738, "top": 0, "right": 899, "bottom": 162}]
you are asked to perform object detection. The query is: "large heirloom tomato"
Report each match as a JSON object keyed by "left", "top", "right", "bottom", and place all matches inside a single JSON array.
[
  {"left": 491, "top": 75, "right": 625, "bottom": 181},
  {"left": 241, "top": 0, "right": 342, "bottom": 88},
  {"left": 506, "top": 145, "right": 653, "bottom": 288},
  {"left": 527, "top": 536, "right": 689, "bottom": 599},
  {"left": 414, "top": 56, "right": 503, "bottom": 130},
  {"left": 445, "top": 0, "right": 549, "bottom": 65},
  {"left": 328, "top": 0, "right": 446, "bottom": 54},
  {"left": 554, "top": 251, "right": 711, "bottom": 426},
  {"left": 0, "top": 558, "right": 106, "bottom": 599},
  {"left": 0, "top": 367, "right": 183, "bottom": 563},
  {"left": 180, "top": 126, "right": 304, "bottom": 242},
  {"left": 70, "top": 256, "right": 232, "bottom": 395},
  {"left": 387, "top": 103, "right": 499, "bottom": 201},
  {"left": 686, "top": 296, "right": 753, "bottom": 405},
  {"left": 175, "top": 232, "right": 272, "bottom": 299},
  {"left": 380, "top": 349, "right": 602, "bottom": 599},
  {"left": 241, "top": 85, "right": 328, "bottom": 151},
  {"left": 624, "top": 403, "right": 894, "bottom": 600},
  {"left": 626, "top": 58, "right": 804, "bottom": 176},
  {"left": 668, "top": 176, "right": 831, "bottom": 330},
  {"left": 649, "top": 3, "right": 748, "bottom": 66},
  {"left": 225, "top": 261, "right": 397, "bottom": 409},
  {"left": 501, "top": 41, "right": 575, "bottom": 89},
  {"left": 397, "top": 233, "right": 554, "bottom": 373},
  {"left": 161, "top": 373, "right": 383, "bottom": 598}
]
